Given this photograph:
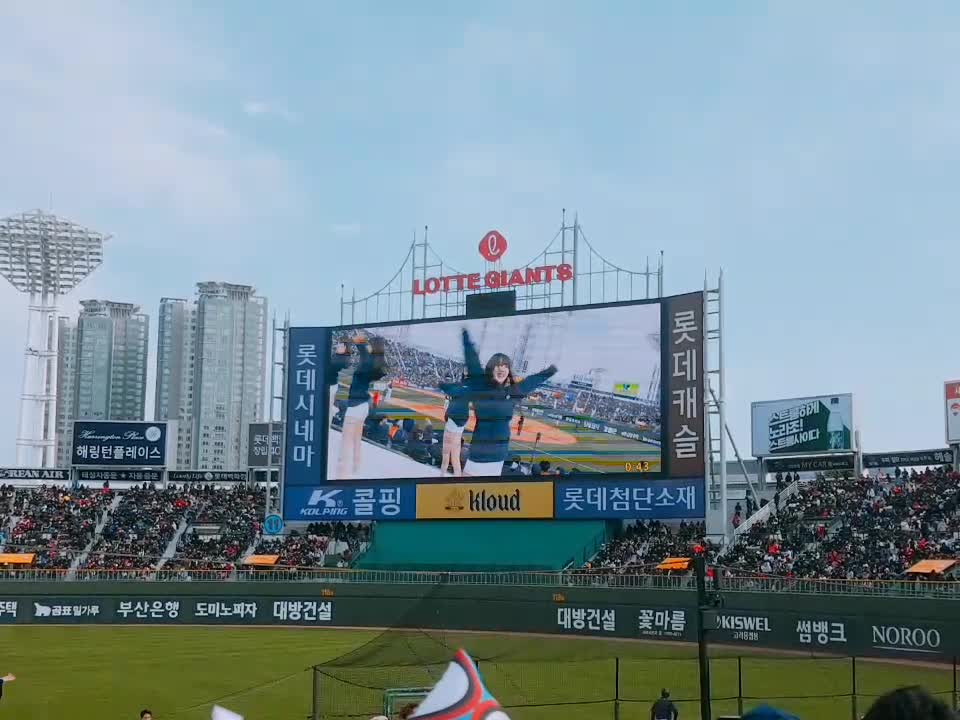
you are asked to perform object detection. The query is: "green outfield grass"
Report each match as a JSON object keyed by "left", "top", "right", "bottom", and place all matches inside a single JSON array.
[{"left": 0, "top": 626, "right": 955, "bottom": 719}]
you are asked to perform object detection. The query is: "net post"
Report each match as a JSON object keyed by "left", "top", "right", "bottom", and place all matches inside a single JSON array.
[
  {"left": 312, "top": 665, "right": 322, "bottom": 720},
  {"left": 953, "top": 656, "right": 958, "bottom": 712},
  {"left": 614, "top": 656, "right": 621, "bottom": 720},
  {"left": 737, "top": 656, "right": 743, "bottom": 717},
  {"left": 851, "top": 656, "right": 858, "bottom": 720}
]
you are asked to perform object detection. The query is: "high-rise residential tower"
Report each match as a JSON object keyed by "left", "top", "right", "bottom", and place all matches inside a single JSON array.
[
  {"left": 155, "top": 282, "right": 267, "bottom": 470},
  {"left": 55, "top": 300, "right": 150, "bottom": 467}
]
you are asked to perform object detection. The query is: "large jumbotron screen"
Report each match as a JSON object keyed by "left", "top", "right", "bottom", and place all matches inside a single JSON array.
[
  {"left": 329, "top": 303, "right": 661, "bottom": 480},
  {"left": 283, "top": 293, "right": 706, "bottom": 520}
]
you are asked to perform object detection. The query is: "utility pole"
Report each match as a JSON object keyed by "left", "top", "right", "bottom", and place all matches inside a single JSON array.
[{"left": 695, "top": 554, "right": 723, "bottom": 720}]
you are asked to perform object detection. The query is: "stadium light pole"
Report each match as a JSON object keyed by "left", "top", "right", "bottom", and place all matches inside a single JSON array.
[{"left": 0, "top": 210, "right": 107, "bottom": 468}]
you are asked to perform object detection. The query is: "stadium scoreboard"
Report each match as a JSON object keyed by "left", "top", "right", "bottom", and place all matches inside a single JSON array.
[{"left": 282, "top": 293, "right": 707, "bottom": 522}]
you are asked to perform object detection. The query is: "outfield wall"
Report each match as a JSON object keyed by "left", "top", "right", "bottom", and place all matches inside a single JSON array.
[{"left": 0, "top": 582, "right": 957, "bottom": 661}]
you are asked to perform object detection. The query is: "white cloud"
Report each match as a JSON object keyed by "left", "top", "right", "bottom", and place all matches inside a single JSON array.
[
  {"left": 0, "top": 1, "right": 299, "bottom": 225},
  {"left": 243, "top": 100, "right": 300, "bottom": 123}
]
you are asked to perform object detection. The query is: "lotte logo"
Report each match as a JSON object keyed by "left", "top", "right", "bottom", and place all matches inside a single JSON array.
[{"left": 479, "top": 230, "right": 508, "bottom": 262}]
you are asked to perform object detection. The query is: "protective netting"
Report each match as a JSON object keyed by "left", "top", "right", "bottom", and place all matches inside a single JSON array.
[{"left": 315, "top": 639, "right": 960, "bottom": 720}]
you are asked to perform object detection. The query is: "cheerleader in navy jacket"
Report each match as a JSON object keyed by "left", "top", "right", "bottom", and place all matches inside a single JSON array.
[
  {"left": 438, "top": 374, "right": 471, "bottom": 477},
  {"left": 335, "top": 335, "right": 387, "bottom": 479},
  {"left": 327, "top": 337, "right": 350, "bottom": 427},
  {"left": 459, "top": 329, "right": 556, "bottom": 477}
]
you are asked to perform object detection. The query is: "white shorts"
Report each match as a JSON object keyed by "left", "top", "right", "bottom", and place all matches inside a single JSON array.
[
  {"left": 445, "top": 418, "right": 466, "bottom": 436},
  {"left": 344, "top": 402, "right": 369, "bottom": 422},
  {"left": 463, "top": 459, "right": 504, "bottom": 477},
  {"left": 329, "top": 387, "right": 338, "bottom": 417}
]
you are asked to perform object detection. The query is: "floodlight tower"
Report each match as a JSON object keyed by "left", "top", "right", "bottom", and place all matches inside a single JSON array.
[{"left": 0, "top": 210, "right": 107, "bottom": 467}]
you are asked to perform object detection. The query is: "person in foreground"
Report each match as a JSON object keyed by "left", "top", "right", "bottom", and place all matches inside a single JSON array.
[
  {"left": 863, "top": 685, "right": 956, "bottom": 720},
  {"left": 651, "top": 688, "right": 678, "bottom": 720},
  {"left": 407, "top": 648, "right": 510, "bottom": 719},
  {"left": 0, "top": 673, "right": 14, "bottom": 700}
]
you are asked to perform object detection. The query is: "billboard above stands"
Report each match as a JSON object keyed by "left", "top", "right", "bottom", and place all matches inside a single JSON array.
[
  {"left": 71, "top": 421, "right": 168, "bottom": 467},
  {"left": 945, "top": 381, "right": 960, "bottom": 444},
  {"left": 751, "top": 394, "right": 853, "bottom": 457},
  {"left": 248, "top": 422, "right": 283, "bottom": 467},
  {"left": 764, "top": 455, "right": 856, "bottom": 474},
  {"left": 0, "top": 468, "right": 70, "bottom": 481},
  {"left": 862, "top": 448, "right": 954, "bottom": 470},
  {"left": 168, "top": 471, "right": 247, "bottom": 483},
  {"left": 281, "top": 292, "right": 706, "bottom": 521}
]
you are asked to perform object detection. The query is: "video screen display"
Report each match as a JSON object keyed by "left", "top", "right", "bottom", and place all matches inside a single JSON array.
[{"left": 323, "top": 303, "right": 662, "bottom": 481}]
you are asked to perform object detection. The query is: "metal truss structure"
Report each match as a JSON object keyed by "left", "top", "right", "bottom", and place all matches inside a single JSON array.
[
  {"left": 0, "top": 210, "right": 107, "bottom": 467},
  {"left": 339, "top": 212, "right": 664, "bottom": 325}
]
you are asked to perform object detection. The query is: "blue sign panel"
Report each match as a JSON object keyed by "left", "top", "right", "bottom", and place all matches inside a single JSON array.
[
  {"left": 554, "top": 478, "right": 705, "bottom": 519},
  {"left": 283, "top": 485, "right": 417, "bottom": 521},
  {"left": 71, "top": 421, "right": 167, "bottom": 467},
  {"left": 263, "top": 514, "right": 284, "bottom": 535},
  {"left": 284, "top": 327, "right": 330, "bottom": 486}
]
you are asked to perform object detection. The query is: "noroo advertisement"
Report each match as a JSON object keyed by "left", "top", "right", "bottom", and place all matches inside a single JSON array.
[{"left": 751, "top": 394, "right": 853, "bottom": 457}]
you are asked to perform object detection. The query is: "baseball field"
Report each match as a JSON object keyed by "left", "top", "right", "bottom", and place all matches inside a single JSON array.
[
  {"left": 1, "top": 625, "right": 954, "bottom": 719},
  {"left": 341, "top": 383, "right": 662, "bottom": 476}
]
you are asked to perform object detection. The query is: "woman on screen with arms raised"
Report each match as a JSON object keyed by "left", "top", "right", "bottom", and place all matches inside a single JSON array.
[
  {"left": 459, "top": 328, "right": 556, "bottom": 477},
  {"left": 336, "top": 334, "right": 388, "bottom": 480}
]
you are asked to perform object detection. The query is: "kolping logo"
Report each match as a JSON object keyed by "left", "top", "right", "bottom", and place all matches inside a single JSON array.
[
  {"left": 304, "top": 489, "right": 348, "bottom": 517},
  {"left": 479, "top": 230, "right": 508, "bottom": 262}
]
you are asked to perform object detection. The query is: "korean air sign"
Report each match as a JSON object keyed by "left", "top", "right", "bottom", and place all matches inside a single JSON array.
[{"left": 283, "top": 485, "right": 417, "bottom": 521}]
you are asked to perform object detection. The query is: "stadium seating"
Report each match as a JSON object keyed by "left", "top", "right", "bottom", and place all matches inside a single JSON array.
[{"left": 2, "top": 467, "right": 957, "bottom": 580}]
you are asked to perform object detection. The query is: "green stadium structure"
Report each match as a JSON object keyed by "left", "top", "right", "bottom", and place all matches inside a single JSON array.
[{"left": 356, "top": 520, "right": 615, "bottom": 571}]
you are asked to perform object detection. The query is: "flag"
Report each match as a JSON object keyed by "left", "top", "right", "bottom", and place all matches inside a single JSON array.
[
  {"left": 412, "top": 649, "right": 509, "bottom": 719},
  {"left": 212, "top": 705, "right": 243, "bottom": 720}
]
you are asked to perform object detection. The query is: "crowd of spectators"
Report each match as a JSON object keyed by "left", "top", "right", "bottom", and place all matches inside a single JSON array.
[
  {"left": 577, "top": 520, "right": 713, "bottom": 574},
  {"left": 82, "top": 485, "right": 202, "bottom": 572},
  {"left": 164, "top": 486, "right": 267, "bottom": 577},
  {"left": 255, "top": 522, "right": 370, "bottom": 569},
  {"left": 534, "top": 387, "right": 659, "bottom": 428},
  {"left": 4, "top": 485, "right": 113, "bottom": 569},
  {"left": 725, "top": 468, "right": 960, "bottom": 580},
  {"left": 381, "top": 339, "right": 464, "bottom": 389}
]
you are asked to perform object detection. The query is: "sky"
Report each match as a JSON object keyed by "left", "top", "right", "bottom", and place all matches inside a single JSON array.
[{"left": 0, "top": 1, "right": 958, "bottom": 465}]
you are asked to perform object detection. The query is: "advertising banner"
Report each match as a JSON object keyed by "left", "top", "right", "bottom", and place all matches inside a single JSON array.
[
  {"left": 0, "top": 468, "right": 69, "bottom": 481},
  {"left": 168, "top": 471, "right": 247, "bottom": 483},
  {"left": 77, "top": 469, "right": 163, "bottom": 483},
  {"left": 415, "top": 482, "right": 554, "bottom": 520},
  {"left": 663, "top": 292, "right": 706, "bottom": 477},
  {"left": 283, "top": 484, "right": 416, "bottom": 521},
  {"left": 554, "top": 479, "right": 704, "bottom": 520},
  {"left": 248, "top": 423, "right": 283, "bottom": 468},
  {"left": 613, "top": 382, "right": 641, "bottom": 398},
  {"left": 764, "top": 455, "right": 856, "bottom": 473},
  {"left": 71, "top": 421, "right": 167, "bottom": 467},
  {"left": 946, "top": 381, "right": 960, "bottom": 445},
  {"left": 862, "top": 449, "right": 954, "bottom": 470},
  {"left": 284, "top": 327, "right": 331, "bottom": 486},
  {"left": 751, "top": 395, "right": 853, "bottom": 457}
]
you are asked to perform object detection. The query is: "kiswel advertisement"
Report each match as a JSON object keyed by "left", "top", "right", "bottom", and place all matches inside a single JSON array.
[
  {"left": 415, "top": 482, "right": 554, "bottom": 519},
  {"left": 751, "top": 394, "right": 853, "bottom": 457}
]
